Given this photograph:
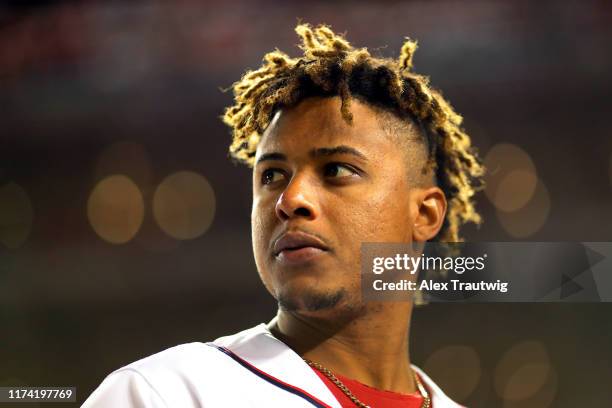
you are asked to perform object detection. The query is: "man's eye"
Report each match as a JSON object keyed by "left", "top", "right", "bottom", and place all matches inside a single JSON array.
[
  {"left": 324, "top": 163, "right": 358, "bottom": 178},
  {"left": 261, "top": 169, "right": 285, "bottom": 185}
]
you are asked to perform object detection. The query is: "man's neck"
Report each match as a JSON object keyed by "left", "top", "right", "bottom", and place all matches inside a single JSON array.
[{"left": 267, "top": 302, "right": 417, "bottom": 394}]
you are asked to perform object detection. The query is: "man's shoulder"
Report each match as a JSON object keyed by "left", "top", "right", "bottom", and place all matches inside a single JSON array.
[
  {"left": 120, "top": 323, "right": 269, "bottom": 378},
  {"left": 81, "top": 343, "right": 226, "bottom": 408},
  {"left": 82, "top": 324, "right": 275, "bottom": 407},
  {"left": 121, "top": 342, "right": 216, "bottom": 375}
]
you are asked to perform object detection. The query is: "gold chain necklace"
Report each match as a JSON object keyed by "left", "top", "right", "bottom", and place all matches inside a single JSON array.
[{"left": 304, "top": 359, "right": 431, "bottom": 408}]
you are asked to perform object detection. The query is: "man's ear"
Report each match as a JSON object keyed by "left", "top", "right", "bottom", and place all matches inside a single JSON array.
[{"left": 411, "top": 186, "right": 447, "bottom": 242}]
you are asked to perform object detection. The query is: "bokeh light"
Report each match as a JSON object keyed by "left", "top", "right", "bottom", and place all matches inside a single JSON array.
[
  {"left": 502, "top": 366, "right": 558, "bottom": 408},
  {"left": 153, "top": 171, "right": 216, "bottom": 240},
  {"left": 484, "top": 143, "right": 537, "bottom": 212},
  {"left": 504, "top": 363, "right": 551, "bottom": 400},
  {"left": 495, "top": 340, "right": 552, "bottom": 401},
  {"left": 94, "top": 142, "right": 178, "bottom": 252},
  {"left": 496, "top": 178, "right": 550, "bottom": 238},
  {"left": 423, "top": 345, "right": 481, "bottom": 401},
  {"left": 87, "top": 175, "right": 145, "bottom": 244},
  {"left": 494, "top": 169, "right": 538, "bottom": 213},
  {"left": 0, "top": 182, "right": 34, "bottom": 249}
]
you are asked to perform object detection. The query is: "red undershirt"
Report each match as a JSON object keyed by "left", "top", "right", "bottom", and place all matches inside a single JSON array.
[{"left": 311, "top": 367, "right": 425, "bottom": 408}]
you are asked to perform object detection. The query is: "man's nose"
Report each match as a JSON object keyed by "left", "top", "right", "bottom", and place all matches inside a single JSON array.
[{"left": 275, "top": 173, "right": 318, "bottom": 221}]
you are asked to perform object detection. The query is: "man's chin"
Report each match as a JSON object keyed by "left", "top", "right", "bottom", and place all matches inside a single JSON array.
[{"left": 276, "top": 287, "right": 347, "bottom": 313}]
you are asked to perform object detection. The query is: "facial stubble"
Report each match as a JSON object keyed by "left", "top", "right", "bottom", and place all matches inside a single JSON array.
[{"left": 277, "top": 287, "right": 347, "bottom": 312}]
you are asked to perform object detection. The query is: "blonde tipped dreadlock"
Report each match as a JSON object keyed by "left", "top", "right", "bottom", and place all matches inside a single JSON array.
[{"left": 223, "top": 23, "right": 484, "bottom": 242}]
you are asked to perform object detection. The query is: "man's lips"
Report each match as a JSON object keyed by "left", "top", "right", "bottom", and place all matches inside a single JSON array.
[{"left": 272, "top": 231, "right": 329, "bottom": 261}]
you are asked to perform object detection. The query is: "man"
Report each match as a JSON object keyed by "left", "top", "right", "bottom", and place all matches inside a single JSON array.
[{"left": 83, "top": 23, "right": 483, "bottom": 407}]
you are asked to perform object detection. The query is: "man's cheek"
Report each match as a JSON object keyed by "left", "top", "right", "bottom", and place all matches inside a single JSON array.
[
  {"left": 372, "top": 211, "right": 409, "bottom": 242},
  {"left": 341, "top": 206, "right": 390, "bottom": 241},
  {"left": 251, "top": 212, "right": 269, "bottom": 263},
  {"left": 251, "top": 201, "right": 273, "bottom": 234}
]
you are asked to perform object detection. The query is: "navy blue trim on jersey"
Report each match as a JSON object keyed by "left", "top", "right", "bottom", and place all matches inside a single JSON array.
[{"left": 206, "top": 342, "right": 333, "bottom": 408}]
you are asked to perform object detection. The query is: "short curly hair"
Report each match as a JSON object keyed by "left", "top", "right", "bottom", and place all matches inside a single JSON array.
[{"left": 222, "top": 23, "right": 484, "bottom": 242}]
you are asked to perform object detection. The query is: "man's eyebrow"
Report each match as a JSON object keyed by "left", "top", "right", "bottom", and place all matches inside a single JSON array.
[
  {"left": 310, "top": 146, "right": 368, "bottom": 161},
  {"left": 256, "top": 152, "right": 287, "bottom": 165}
]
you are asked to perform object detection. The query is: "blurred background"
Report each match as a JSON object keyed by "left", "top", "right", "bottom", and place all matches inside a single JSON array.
[{"left": 1, "top": 0, "right": 612, "bottom": 407}]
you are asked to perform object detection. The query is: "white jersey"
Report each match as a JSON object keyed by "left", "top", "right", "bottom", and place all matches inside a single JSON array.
[{"left": 82, "top": 323, "right": 463, "bottom": 407}]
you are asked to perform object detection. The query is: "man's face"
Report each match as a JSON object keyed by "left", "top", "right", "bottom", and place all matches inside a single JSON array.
[{"left": 251, "top": 96, "right": 426, "bottom": 315}]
